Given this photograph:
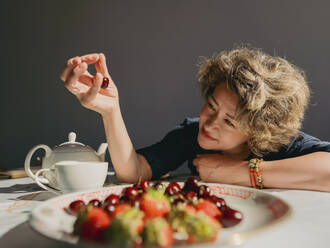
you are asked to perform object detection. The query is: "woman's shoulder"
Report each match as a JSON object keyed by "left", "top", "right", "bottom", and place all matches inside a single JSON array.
[
  {"left": 169, "top": 117, "right": 200, "bottom": 134},
  {"left": 179, "top": 117, "right": 200, "bottom": 127},
  {"left": 264, "top": 131, "right": 330, "bottom": 160},
  {"left": 289, "top": 131, "right": 330, "bottom": 149}
]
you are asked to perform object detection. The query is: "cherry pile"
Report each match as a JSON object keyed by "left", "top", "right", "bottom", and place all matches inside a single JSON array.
[{"left": 68, "top": 177, "right": 243, "bottom": 228}]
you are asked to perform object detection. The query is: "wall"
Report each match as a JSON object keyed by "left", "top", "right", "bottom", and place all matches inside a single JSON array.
[{"left": 1, "top": 0, "right": 330, "bottom": 169}]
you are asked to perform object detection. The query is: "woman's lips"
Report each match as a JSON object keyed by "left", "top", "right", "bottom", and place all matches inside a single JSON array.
[{"left": 201, "top": 128, "right": 217, "bottom": 141}]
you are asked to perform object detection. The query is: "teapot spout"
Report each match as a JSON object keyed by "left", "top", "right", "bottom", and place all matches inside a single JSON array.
[{"left": 97, "top": 143, "right": 108, "bottom": 161}]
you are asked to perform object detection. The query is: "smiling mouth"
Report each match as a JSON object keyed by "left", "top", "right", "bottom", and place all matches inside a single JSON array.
[{"left": 201, "top": 127, "right": 217, "bottom": 141}]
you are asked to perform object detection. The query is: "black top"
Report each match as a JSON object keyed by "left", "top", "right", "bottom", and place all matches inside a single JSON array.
[{"left": 136, "top": 117, "right": 330, "bottom": 180}]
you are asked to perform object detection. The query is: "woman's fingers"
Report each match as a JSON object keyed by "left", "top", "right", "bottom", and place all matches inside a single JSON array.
[
  {"left": 81, "top": 53, "right": 100, "bottom": 64},
  {"left": 95, "top": 61, "right": 104, "bottom": 75},
  {"left": 62, "top": 52, "right": 116, "bottom": 100},
  {"left": 78, "top": 72, "right": 94, "bottom": 87},
  {"left": 60, "top": 56, "right": 81, "bottom": 81},
  {"left": 192, "top": 158, "right": 199, "bottom": 166},
  {"left": 64, "top": 62, "right": 88, "bottom": 94},
  {"left": 61, "top": 53, "right": 109, "bottom": 83},
  {"left": 99, "top": 53, "right": 110, "bottom": 75},
  {"left": 78, "top": 73, "right": 102, "bottom": 106},
  {"left": 96, "top": 53, "right": 114, "bottom": 82},
  {"left": 60, "top": 53, "right": 99, "bottom": 81}
]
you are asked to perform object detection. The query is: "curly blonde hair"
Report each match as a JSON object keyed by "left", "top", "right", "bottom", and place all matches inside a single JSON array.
[{"left": 197, "top": 46, "right": 310, "bottom": 156}]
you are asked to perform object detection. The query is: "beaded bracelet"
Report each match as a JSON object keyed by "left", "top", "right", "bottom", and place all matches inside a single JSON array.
[
  {"left": 248, "top": 165, "right": 257, "bottom": 189},
  {"left": 248, "top": 158, "right": 264, "bottom": 189}
]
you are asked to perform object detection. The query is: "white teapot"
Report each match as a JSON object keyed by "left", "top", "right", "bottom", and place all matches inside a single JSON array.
[{"left": 24, "top": 132, "right": 108, "bottom": 189}]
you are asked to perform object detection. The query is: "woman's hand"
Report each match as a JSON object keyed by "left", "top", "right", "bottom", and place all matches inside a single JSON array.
[
  {"left": 60, "top": 53, "right": 119, "bottom": 116},
  {"left": 193, "top": 154, "right": 250, "bottom": 186}
]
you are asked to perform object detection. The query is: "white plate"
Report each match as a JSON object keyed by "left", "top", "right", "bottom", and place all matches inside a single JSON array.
[{"left": 29, "top": 183, "right": 291, "bottom": 247}]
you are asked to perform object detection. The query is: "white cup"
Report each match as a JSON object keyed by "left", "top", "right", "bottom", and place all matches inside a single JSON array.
[{"left": 35, "top": 161, "right": 108, "bottom": 195}]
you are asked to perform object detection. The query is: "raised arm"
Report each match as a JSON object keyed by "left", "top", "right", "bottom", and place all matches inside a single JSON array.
[
  {"left": 60, "top": 53, "right": 152, "bottom": 183},
  {"left": 101, "top": 106, "right": 152, "bottom": 183}
]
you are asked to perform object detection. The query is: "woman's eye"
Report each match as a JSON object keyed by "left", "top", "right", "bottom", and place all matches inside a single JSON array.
[
  {"left": 207, "top": 102, "right": 215, "bottom": 111},
  {"left": 225, "top": 119, "right": 235, "bottom": 127}
]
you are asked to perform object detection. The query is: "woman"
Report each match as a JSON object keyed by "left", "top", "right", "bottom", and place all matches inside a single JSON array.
[{"left": 60, "top": 47, "right": 330, "bottom": 192}]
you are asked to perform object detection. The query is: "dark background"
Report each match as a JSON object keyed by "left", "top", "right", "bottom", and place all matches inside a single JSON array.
[{"left": 1, "top": 0, "right": 330, "bottom": 170}]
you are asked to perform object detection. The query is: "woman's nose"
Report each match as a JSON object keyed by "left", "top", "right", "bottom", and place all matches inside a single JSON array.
[{"left": 205, "top": 114, "right": 218, "bottom": 130}]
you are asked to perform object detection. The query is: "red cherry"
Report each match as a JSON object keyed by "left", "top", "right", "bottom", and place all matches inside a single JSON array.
[
  {"left": 101, "top": 77, "right": 109, "bottom": 89},
  {"left": 133, "top": 180, "right": 150, "bottom": 192},
  {"left": 186, "top": 177, "right": 198, "bottom": 185},
  {"left": 153, "top": 181, "right": 164, "bottom": 190},
  {"left": 140, "top": 180, "right": 150, "bottom": 191},
  {"left": 209, "top": 195, "right": 226, "bottom": 209},
  {"left": 183, "top": 191, "right": 198, "bottom": 202},
  {"left": 103, "top": 203, "right": 116, "bottom": 217},
  {"left": 219, "top": 206, "right": 243, "bottom": 228},
  {"left": 123, "top": 186, "right": 138, "bottom": 199},
  {"left": 183, "top": 177, "right": 199, "bottom": 193},
  {"left": 199, "top": 185, "right": 211, "bottom": 198},
  {"left": 69, "top": 200, "right": 85, "bottom": 213},
  {"left": 88, "top": 199, "right": 101, "bottom": 207},
  {"left": 104, "top": 194, "right": 120, "bottom": 206},
  {"left": 165, "top": 182, "right": 181, "bottom": 196},
  {"left": 119, "top": 195, "right": 130, "bottom": 203}
]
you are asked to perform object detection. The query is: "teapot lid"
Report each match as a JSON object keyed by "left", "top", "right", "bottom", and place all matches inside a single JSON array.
[{"left": 53, "top": 132, "right": 95, "bottom": 153}]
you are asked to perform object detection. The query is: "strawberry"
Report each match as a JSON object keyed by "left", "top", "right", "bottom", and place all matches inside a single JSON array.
[
  {"left": 112, "top": 203, "right": 131, "bottom": 217},
  {"left": 168, "top": 202, "right": 196, "bottom": 235},
  {"left": 195, "top": 199, "right": 222, "bottom": 219},
  {"left": 186, "top": 211, "right": 221, "bottom": 243},
  {"left": 187, "top": 232, "right": 218, "bottom": 244},
  {"left": 140, "top": 188, "right": 170, "bottom": 219},
  {"left": 74, "top": 206, "right": 110, "bottom": 241},
  {"left": 182, "top": 203, "right": 196, "bottom": 215},
  {"left": 104, "top": 206, "right": 144, "bottom": 246},
  {"left": 142, "top": 217, "right": 173, "bottom": 248}
]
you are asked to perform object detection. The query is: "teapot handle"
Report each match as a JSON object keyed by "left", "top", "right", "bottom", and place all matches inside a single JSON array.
[{"left": 24, "top": 144, "right": 52, "bottom": 182}]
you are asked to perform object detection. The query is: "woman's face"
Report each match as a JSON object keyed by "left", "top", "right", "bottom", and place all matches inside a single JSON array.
[{"left": 198, "top": 83, "right": 249, "bottom": 156}]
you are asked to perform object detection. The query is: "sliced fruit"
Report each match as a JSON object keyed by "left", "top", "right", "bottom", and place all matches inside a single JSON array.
[
  {"left": 142, "top": 217, "right": 173, "bottom": 248},
  {"left": 74, "top": 206, "right": 110, "bottom": 241},
  {"left": 195, "top": 199, "right": 222, "bottom": 219},
  {"left": 140, "top": 188, "right": 170, "bottom": 219},
  {"left": 186, "top": 211, "right": 221, "bottom": 243},
  {"left": 104, "top": 207, "right": 144, "bottom": 246}
]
